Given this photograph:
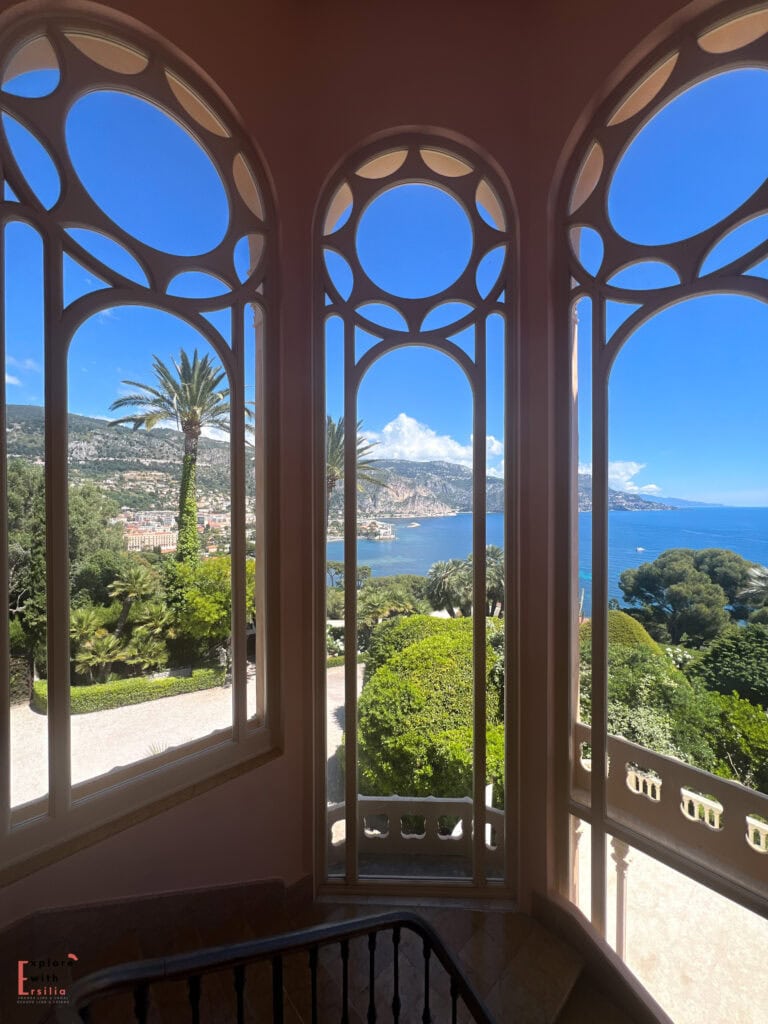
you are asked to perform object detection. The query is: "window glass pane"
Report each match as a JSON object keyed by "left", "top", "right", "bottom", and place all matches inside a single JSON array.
[
  {"left": 6, "top": 220, "right": 48, "bottom": 816},
  {"left": 67, "top": 307, "right": 234, "bottom": 790}
]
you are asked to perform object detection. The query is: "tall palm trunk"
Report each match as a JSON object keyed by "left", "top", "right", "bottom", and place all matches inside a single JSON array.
[{"left": 177, "top": 429, "right": 200, "bottom": 562}]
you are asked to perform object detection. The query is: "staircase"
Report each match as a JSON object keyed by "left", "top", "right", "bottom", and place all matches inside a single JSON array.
[{"left": 1, "top": 880, "right": 655, "bottom": 1023}]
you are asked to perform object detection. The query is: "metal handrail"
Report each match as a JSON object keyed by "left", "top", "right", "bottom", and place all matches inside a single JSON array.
[{"left": 55, "top": 911, "right": 496, "bottom": 1023}]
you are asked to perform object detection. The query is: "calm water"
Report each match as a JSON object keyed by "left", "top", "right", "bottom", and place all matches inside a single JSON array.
[{"left": 327, "top": 508, "right": 768, "bottom": 616}]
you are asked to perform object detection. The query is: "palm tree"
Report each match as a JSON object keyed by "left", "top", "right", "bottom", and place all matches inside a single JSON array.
[
  {"left": 326, "top": 415, "right": 387, "bottom": 505},
  {"left": 109, "top": 350, "right": 230, "bottom": 562},
  {"left": 107, "top": 562, "right": 159, "bottom": 637},
  {"left": 425, "top": 558, "right": 472, "bottom": 617},
  {"left": 740, "top": 564, "right": 768, "bottom": 606}
]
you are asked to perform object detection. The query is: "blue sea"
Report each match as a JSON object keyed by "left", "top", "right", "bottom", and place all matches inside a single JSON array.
[{"left": 327, "top": 508, "right": 768, "bottom": 616}]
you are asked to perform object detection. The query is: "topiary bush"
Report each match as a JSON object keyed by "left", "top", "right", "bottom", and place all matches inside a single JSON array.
[
  {"left": 358, "top": 629, "right": 502, "bottom": 799},
  {"left": 579, "top": 610, "right": 660, "bottom": 652},
  {"left": 364, "top": 614, "right": 473, "bottom": 681},
  {"left": 32, "top": 667, "right": 225, "bottom": 715}
]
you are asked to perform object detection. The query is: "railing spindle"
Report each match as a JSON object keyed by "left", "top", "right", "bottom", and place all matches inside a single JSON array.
[
  {"left": 341, "top": 938, "right": 350, "bottom": 1024},
  {"left": 234, "top": 964, "right": 245, "bottom": 1024},
  {"left": 422, "top": 940, "right": 432, "bottom": 1024},
  {"left": 133, "top": 982, "right": 149, "bottom": 1024},
  {"left": 451, "top": 976, "right": 459, "bottom": 1024},
  {"left": 309, "top": 946, "right": 319, "bottom": 1024},
  {"left": 188, "top": 974, "right": 201, "bottom": 1024},
  {"left": 272, "top": 954, "right": 284, "bottom": 1024},
  {"left": 392, "top": 926, "right": 401, "bottom": 1023},
  {"left": 367, "top": 931, "right": 377, "bottom": 1023}
]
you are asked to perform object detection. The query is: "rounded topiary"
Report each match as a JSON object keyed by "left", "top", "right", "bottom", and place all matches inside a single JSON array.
[
  {"left": 364, "top": 614, "right": 472, "bottom": 681},
  {"left": 579, "top": 609, "right": 659, "bottom": 652},
  {"left": 358, "top": 629, "right": 500, "bottom": 797}
]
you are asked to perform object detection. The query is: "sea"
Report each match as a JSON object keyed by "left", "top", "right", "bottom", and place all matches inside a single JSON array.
[{"left": 327, "top": 507, "right": 768, "bottom": 617}]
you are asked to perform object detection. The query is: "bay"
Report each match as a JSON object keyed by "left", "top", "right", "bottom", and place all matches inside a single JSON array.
[{"left": 327, "top": 507, "right": 768, "bottom": 616}]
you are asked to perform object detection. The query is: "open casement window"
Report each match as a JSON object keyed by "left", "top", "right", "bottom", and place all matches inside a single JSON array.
[
  {"left": 0, "top": 12, "right": 276, "bottom": 877},
  {"left": 566, "top": 0, "right": 768, "bottom": 966},
  {"left": 316, "top": 136, "right": 518, "bottom": 890}
]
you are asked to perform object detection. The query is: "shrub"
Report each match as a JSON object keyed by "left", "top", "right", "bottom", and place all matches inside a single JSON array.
[
  {"left": 365, "top": 614, "right": 472, "bottom": 681},
  {"left": 358, "top": 630, "right": 501, "bottom": 798},
  {"left": 32, "top": 668, "right": 225, "bottom": 715},
  {"left": 688, "top": 624, "right": 768, "bottom": 708},
  {"left": 579, "top": 610, "right": 659, "bottom": 653}
]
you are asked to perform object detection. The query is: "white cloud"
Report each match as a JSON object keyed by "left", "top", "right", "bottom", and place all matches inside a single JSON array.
[
  {"left": 7, "top": 355, "right": 41, "bottom": 372},
  {"left": 365, "top": 413, "right": 504, "bottom": 474},
  {"left": 5, "top": 373, "right": 21, "bottom": 386},
  {"left": 580, "top": 460, "right": 661, "bottom": 494}
]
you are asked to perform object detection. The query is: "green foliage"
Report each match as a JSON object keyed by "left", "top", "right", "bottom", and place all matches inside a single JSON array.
[
  {"left": 688, "top": 624, "right": 768, "bottom": 708},
  {"left": 618, "top": 548, "right": 742, "bottom": 645},
  {"left": 164, "top": 555, "right": 232, "bottom": 659},
  {"left": 176, "top": 453, "right": 200, "bottom": 563},
  {"left": 364, "top": 614, "right": 472, "bottom": 681},
  {"left": 326, "top": 586, "right": 345, "bottom": 619},
  {"left": 580, "top": 640, "right": 719, "bottom": 769},
  {"left": 426, "top": 725, "right": 506, "bottom": 806},
  {"left": 579, "top": 610, "right": 659, "bottom": 652},
  {"left": 358, "top": 629, "right": 502, "bottom": 799},
  {"left": 707, "top": 692, "right": 768, "bottom": 791},
  {"left": 32, "top": 668, "right": 225, "bottom": 715}
]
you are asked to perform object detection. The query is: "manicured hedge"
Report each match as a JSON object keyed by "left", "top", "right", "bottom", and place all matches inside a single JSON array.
[
  {"left": 579, "top": 609, "right": 659, "bottom": 652},
  {"left": 327, "top": 655, "right": 366, "bottom": 668},
  {"left": 364, "top": 614, "right": 473, "bottom": 681},
  {"left": 358, "top": 630, "right": 502, "bottom": 798},
  {"left": 32, "top": 668, "right": 225, "bottom": 715}
]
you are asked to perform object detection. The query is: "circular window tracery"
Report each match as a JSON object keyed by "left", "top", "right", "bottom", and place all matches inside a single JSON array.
[{"left": 0, "top": 22, "right": 268, "bottom": 309}]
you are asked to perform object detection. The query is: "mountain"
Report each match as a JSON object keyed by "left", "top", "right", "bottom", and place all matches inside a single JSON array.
[
  {"left": 578, "top": 473, "right": 677, "bottom": 512},
  {"left": 7, "top": 405, "right": 678, "bottom": 515},
  {"left": 639, "top": 494, "right": 723, "bottom": 509},
  {"left": 6, "top": 404, "right": 236, "bottom": 510}
]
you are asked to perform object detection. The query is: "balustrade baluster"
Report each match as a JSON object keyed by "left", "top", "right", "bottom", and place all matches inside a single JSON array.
[
  {"left": 272, "top": 955, "right": 284, "bottom": 1024},
  {"left": 341, "top": 938, "right": 350, "bottom": 1024},
  {"left": 391, "top": 926, "right": 401, "bottom": 1023},
  {"left": 188, "top": 975, "right": 201, "bottom": 1024},
  {"left": 234, "top": 964, "right": 245, "bottom": 1024},
  {"left": 367, "top": 932, "right": 377, "bottom": 1023},
  {"left": 133, "top": 982, "right": 149, "bottom": 1024},
  {"left": 450, "top": 976, "right": 459, "bottom": 1024},
  {"left": 309, "top": 947, "right": 319, "bottom": 1024},
  {"left": 422, "top": 940, "right": 432, "bottom": 1024}
]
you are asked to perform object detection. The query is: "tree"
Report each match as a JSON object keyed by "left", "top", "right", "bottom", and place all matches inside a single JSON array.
[
  {"left": 109, "top": 349, "right": 230, "bottom": 562},
  {"left": 325, "top": 415, "right": 386, "bottom": 505},
  {"left": 108, "top": 561, "right": 159, "bottom": 637},
  {"left": 688, "top": 624, "right": 768, "bottom": 708},
  {"left": 739, "top": 564, "right": 768, "bottom": 621},
  {"left": 425, "top": 558, "right": 471, "bottom": 617},
  {"left": 619, "top": 548, "right": 732, "bottom": 645}
]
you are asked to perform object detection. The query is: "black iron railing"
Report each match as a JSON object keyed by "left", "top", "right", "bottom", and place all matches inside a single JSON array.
[{"left": 52, "top": 911, "right": 495, "bottom": 1023}]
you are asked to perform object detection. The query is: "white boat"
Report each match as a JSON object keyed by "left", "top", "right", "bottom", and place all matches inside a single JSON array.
[{"left": 407, "top": 522, "right": 420, "bottom": 528}]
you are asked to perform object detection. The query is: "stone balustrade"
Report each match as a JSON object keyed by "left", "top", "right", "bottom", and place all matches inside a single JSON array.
[
  {"left": 327, "top": 794, "right": 505, "bottom": 873},
  {"left": 572, "top": 721, "right": 768, "bottom": 904}
]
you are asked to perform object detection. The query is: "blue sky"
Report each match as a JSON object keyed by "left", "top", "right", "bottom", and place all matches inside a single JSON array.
[{"left": 3, "top": 67, "right": 768, "bottom": 503}]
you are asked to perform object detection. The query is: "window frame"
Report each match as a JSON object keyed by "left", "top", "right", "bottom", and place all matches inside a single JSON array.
[{"left": 0, "top": 7, "right": 281, "bottom": 884}]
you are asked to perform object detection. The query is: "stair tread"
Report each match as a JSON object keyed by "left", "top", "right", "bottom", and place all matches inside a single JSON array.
[{"left": 556, "top": 976, "right": 637, "bottom": 1024}]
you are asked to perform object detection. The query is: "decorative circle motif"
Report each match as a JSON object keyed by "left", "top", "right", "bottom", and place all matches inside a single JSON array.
[
  {"left": 356, "top": 183, "right": 473, "bottom": 300},
  {"left": 66, "top": 90, "right": 229, "bottom": 257}
]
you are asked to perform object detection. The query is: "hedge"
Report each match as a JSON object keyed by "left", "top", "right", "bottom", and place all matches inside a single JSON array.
[
  {"left": 579, "top": 609, "right": 659, "bottom": 652},
  {"left": 32, "top": 668, "right": 225, "bottom": 715},
  {"left": 327, "top": 655, "right": 365, "bottom": 668},
  {"left": 358, "top": 630, "right": 502, "bottom": 798},
  {"left": 364, "top": 614, "right": 473, "bottom": 681}
]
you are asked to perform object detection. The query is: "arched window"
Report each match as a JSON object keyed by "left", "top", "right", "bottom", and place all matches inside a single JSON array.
[
  {"left": 0, "top": 11, "right": 276, "bottom": 873},
  {"left": 317, "top": 136, "right": 516, "bottom": 889},
  {"left": 565, "top": 0, "right": 768, "bottom": 966}
]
